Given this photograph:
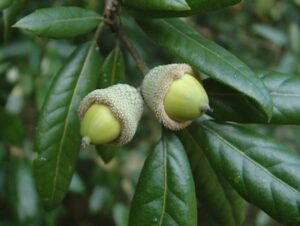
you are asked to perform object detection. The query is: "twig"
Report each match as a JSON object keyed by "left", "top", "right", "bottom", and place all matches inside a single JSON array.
[
  {"left": 103, "top": 0, "right": 149, "bottom": 76},
  {"left": 118, "top": 28, "right": 149, "bottom": 75}
]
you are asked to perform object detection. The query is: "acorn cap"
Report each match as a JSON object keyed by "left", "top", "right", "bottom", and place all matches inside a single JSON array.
[
  {"left": 79, "top": 84, "right": 143, "bottom": 145},
  {"left": 142, "top": 63, "right": 196, "bottom": 130}
]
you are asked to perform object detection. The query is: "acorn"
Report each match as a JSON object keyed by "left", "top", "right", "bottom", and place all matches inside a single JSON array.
[
  {"left": 142, "top": 64, "right": 210, "bottom": 131},
  {"left": 79, "top": 84, "right": 144, "bottom": 147}
]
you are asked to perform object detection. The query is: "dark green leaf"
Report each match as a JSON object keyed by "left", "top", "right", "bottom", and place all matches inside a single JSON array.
[
  {"left": 14, "top": 6, "right": 101, "bottom": 39},
  {"left": 260, "top": 71, "right": 300, "bottom": 124},
  {"left": 124, "top": 0, "right": 190, "bottom": 11},
  {"left": 95, "top": 145, "right": 118, "bottom": 164},
  {"left": 137, "top": 19, "right": 272, "bottom": 121},
  {"left": 0, "top": 0, "right": 12, "bottom": 10},
  {"left": 98, "top": 45, "right": 126, "bottom": 88},
  {"left": 125, "top": 0, "right": 241, "bottom": 18},
  {"left": 34, "top": 42, "right": 101, "bottom": 210},
  {"left": 3, "top": 0, "right": 26, "bottom": 41},
  {"left": 129, "top": 132, "right": 197, "bottom": 226},
  {"left": 178, "top": 129, "right": 247, "bottom": 226},
  {"left": 0, "top": 107, "right": 24, "bottom": 146},
  {"left": 205, "top": 71, "right": 300, "bottom": 124},
  {"left": 190, "top": 120, "right": 300, "bottom": 226},
  {"left": 203, "top": 79, "right": 266, "bottom": 123}
]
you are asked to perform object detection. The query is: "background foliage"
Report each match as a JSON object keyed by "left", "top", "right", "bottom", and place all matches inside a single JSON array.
[{"left": 1, "top": 0, "right": 300, "bottom": 226}]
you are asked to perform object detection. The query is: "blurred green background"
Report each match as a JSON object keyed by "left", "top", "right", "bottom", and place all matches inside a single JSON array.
[{"left": 1, "top": 0, "right": 300, "bottom": 225}]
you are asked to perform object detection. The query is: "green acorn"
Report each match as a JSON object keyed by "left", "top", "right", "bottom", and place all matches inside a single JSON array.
[
  {"left": 79, "top": 84, "right": 144, "bottom": 147},
  {"left": 142, "top": 64, "right": 210, "bottom": 130}
]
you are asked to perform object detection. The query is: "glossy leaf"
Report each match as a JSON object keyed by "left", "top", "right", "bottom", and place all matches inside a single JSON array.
[
  {"left": 129, "top": 132, "right": 197, "bottom": 226},
  {"left": 34, "top": 42, "right": 101, "bottom": 210},
  {"left": 190, "top": 120, "right": 300, "bottom": 226},
  {"left": 0, "top": 0, "right": 12, "bottom": 10},
  {"left": 259, "top": 71, "right": 300, "bottom": 124},
  {"left": 178, "top": 129, "right": 247, "bottom": 226},
  {"left": 205, "top": 71, "right": 300, "bottom": 124},
  {"left": 125, "top": 0, "right": 240, "bottom": 18},
  {"left": 138, "top": 19, "right": 272, "bottom": 121},
  {"left": 124, "top": 0, "right": 190, "bottom": 11},
  {"left": 14, "top": 6, "right": 101, "bottom": 39},
  {"left": 98, "top": 45, "right": 126, "bottom": 88}
]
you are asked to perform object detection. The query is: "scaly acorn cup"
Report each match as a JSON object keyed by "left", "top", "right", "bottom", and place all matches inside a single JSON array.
[
  {"left": 79, "top": 84, "right": 144, "bottom": 147},
  {"left": 142, "top": 64, "right": 210, "bottom": 131}
]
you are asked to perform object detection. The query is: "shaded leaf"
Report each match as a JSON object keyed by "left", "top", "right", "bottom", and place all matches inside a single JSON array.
[
  {"left": 205, "top": 71, "right": 300, "bottom": 124},
  {"left": 138, "top": 18, "right": 272, "bottom": 121},
  {"left": 8, "top": 158, "right": 39, "bottom": 223},
  {"left": 95, "top": 145, "right": 118, "bottom": 164},
  {"left": 14, "top": 6, "right": 101, "bottom": 39},
  {"left": 98, "top": 44, "right": 126, "bottom": 88},
  {"left": 129, "top": 132, "right": 197, "bottom": 226},
  {"left": 34, "top": 42, "right": 101, "bottom": 210},
  {"left": 3, "top": 0, "right": 28, "bottom": 41},
  {"left": 203, "top": 79, "right": 266, "bottom": 123},
  {"left": 178, "top": 129, "right": 247, "bottom": 226},
  {"left": 190, "top": 120, "right": 300, "bottom": 226}
]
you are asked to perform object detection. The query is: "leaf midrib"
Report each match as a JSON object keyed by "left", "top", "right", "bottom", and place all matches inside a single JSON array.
[
  {"left": 18, "top": 16, "right": 101, "bottom": 29},
  {"left": 202, "top": 124, "right": 300, "bottom": 195},
  {"left": 161, "top": 19, "right": 270, "bottom": 115},
  {"left": 158, "top": 136, "right": 168, "bottom": 225},
  {"left": 49, "top": 43, "right": 95, "bottom": 205},
  {"left": 186, "top": 130, "right": 238, "bottom": 226}
]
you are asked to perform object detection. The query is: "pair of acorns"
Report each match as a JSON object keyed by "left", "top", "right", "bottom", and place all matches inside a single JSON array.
[{"left": 79, "top": 64, "right": 210, "bottom": 147}]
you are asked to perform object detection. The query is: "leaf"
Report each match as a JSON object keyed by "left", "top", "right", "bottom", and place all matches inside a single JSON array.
[
  {"left": 203, "top": 79, "right": 266, "bottom": 123},
  {"left": 0, "top": 107, "right": 24, "bottom": 146},
  {"left": 129, "top": 131, "right": 197, "bottom": 226},
  {"left": 125, "top": 0, "right": 241, "bottom": 18},
  {"left": 34, "top": 42, "right": 101, "bottom": 210},
  {"left": 14, "top": 6, "right": 101, "bottom": 39},
  {"left": 190, "top": 120, "right": 300, "bottom": 226},
  {"left": 8, "top": 158, "right": 39, "bottom": 223},
  {"left": 178, "top": 129, "right": 247, "bottom": 226},
  {"left": 124, "top": 0, "right": 190, "bottom": 11},
  {"left": 205, "top": 71, "right": 300, "bottom": 124},
  {"left": 95, "top": 145, "right": 118, "bottom": 164},
  {"left": 259, "top": 71, "right": 300, "bottom": 124},
  {"left": 98, "top": 45, "right": 126, "bottom": 88},
  {"left": 137, "top": 18, "right": 273, "bottom": 121},
  {"left": 3, "top": 0, "right": 28, "bottom": 41}
]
